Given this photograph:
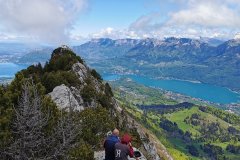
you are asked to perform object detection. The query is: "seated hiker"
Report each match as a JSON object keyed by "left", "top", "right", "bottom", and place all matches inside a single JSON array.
[
  {"left": 115, "top": 134, "right": 134, "bottom": 160},
  {"left": 104, "top": 128, "right": 120, "bottom": 160}
]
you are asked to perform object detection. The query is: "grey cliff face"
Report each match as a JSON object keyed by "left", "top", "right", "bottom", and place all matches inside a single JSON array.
[
  {"left": 49, "top": 84, "right": 84, "bottom": 111},
  {"left": 49, "top": 62, "right": 104, "bottom": 111},
  {"left": 72, "top": 62, "right": 102, "bottom": 93},
  {"left": 138, "top": 131, "right": 161, "bottom": 160},
  {"left": 72, "top": 62, "right": 88, "bottom": 84}
]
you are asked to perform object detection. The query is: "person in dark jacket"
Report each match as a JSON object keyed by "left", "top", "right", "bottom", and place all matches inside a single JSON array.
[
  {"left": 115, "top": 134, "right": 134, "bottom": 160},
  {"left": 104, "top": 129, "right": 120, "bottom": 160}
]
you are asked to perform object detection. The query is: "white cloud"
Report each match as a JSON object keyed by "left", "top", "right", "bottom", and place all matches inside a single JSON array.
[
  {"left": 0, "top": 0, "right": 88, "bottom": 44},
  {"left": 129, "top": 13, "right": 161, "bottom": 31},
  {"left": 0, "top": 33, "right": 12, "bottom": 40},
  {"left": 234, "top": 33, "right": 240, "bottom": 39},
  {"left": 167, "top": 0, "right": 240, "bottom": 28},
  {"left": 91, "top": 27, "right": 115, "bottom": 38},
  {"left": 129, "top": 0, "right": 240, "bottom": 39},
  {"left": 90, "top": 27, "right": 141, "bottom": 39},
  {"left": 89, "top": 26, "right": 229, "bottom": 40}
]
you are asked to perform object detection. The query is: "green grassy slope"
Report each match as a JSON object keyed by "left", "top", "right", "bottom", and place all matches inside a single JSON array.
[{"left": 110, "top": 78, "right": 240, "bottom": 160}]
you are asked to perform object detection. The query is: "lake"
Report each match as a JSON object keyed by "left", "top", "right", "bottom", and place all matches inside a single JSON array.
[
  {"left": 103, "top": 74, "right": 240, "bottom": 104},
  {"left": 0, "top": 63, "right": 239, "bottom": 104},
  {"left": 0, "top": 63, "right": 27, "bottom": 78}
]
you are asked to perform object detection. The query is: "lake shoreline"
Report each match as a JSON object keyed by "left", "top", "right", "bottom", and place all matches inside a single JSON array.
[
  {"left": 102, "top": 73, "right": 240, "bottom": 104},
  {"left": 1, "top": 63, "right": 239, "bottom": 104},
  {"left": 154, "top": 76, "right": 240, "bottom": 95},
  {"left": 103, "top": 73, "right": 240, "bottom": 95}
]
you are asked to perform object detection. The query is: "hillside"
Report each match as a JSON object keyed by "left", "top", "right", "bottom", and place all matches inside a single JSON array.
[
  {"left": 0, "top": 46, "right": 162, "bottom": 159},
  {"left": 110, "top": 78, "right": 240, "bottom": 160},
  {"left": 16, "top": 47, "right": 53, "bottom": 65}
]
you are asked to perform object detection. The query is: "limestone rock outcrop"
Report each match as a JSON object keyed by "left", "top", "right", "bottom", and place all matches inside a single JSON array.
[{"left": 49, "top": 84, "right": 84, "bottom": 111}]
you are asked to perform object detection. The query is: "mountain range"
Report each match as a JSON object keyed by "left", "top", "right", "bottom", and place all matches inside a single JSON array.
[
  {"left": 4, "top": 37, "right": 240, "bottom": 92},
  {"left": 73, "top": 37, "right": 240, "bottom": 92}
]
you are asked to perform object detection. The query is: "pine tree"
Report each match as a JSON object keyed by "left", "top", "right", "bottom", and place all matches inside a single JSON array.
[
  {"left": 2, "top": 82, "right": 48, "bottom": 159},
  {"left": 1, "top": 82, "right": 81, "bottom": 159}
]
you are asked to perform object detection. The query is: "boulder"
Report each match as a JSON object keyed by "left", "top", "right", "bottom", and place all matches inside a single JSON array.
[{"left": 49, "top": 84, "right": 84, "bottom": 111}]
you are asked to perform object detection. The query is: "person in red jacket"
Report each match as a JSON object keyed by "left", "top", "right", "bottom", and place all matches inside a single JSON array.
[{"left": 114, "top": 134, "right": 134, "bottom": 160}]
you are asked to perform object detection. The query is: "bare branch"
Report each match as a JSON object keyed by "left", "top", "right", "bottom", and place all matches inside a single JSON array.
[{"left": 1, "top": 82, "right": 81, "bottom": 159}]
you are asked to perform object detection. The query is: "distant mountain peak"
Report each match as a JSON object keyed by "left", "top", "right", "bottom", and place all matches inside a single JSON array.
[
  {"left": 114, "top": 38, "right": 140, "bottom": 46},
  {"left": 86, "top": 37, "right": 225, "bottom": 48},
  {"left": 225, "top": 38, "right": 240, "bottom": 47},
  {"left": 234, "top": 33, "right": 240, "bottom": 40},
  {"left": 91, "top": 38, "right": 113, "bottom": 43},
  {"left": 199, "top": 37, "right": 224, "bottom": 46}
]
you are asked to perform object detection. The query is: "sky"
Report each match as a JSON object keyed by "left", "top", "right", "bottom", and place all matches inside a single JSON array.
[{"left": 0, "top": 0, "right": 240, "bottom": 44}]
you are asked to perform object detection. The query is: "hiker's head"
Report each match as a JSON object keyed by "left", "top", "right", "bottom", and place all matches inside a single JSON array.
[
  {"left": 121, "top": 134, "right": 132, "bottom": 144},
  {"left": 112, "top": 128, "right": 119, "bottom": 136}
]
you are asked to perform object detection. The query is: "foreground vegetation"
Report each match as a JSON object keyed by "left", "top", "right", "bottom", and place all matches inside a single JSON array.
[{"left": 0, "top": 47, "right": 141, "bottom": 159}]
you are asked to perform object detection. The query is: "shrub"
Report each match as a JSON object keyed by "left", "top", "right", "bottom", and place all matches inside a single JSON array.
[
  {"left": 45, "top": 48, "right": 83, "bottom": 72},
  {"left": 186, "top": 145, "right": 199, "bottom": 157},
  {"left": 91, "top": 69, "right": 102, "bottom": 81},
  {"left": 79, "top": 107, "right": 115, "bottom": 148},
  {"left": 69, "top": 142, "right": 94, "bottom": 160},
  {"left": 159, "top": 118, "right": 179, "bottom": 132},
  {"left": 203, "top": 143, "right": 223, "bottom": 159},
  {"left": 226, "top": 144, "right": 240, "bottom": 154},
  {"left": 42, "top": 71, "right": 80, "bottom": 93},
  {"left": 81, "top": 83, "right": 96, "bottom": 104},
  {"left": 105, "top": 83, "right": 113, "bottom": 97}
]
